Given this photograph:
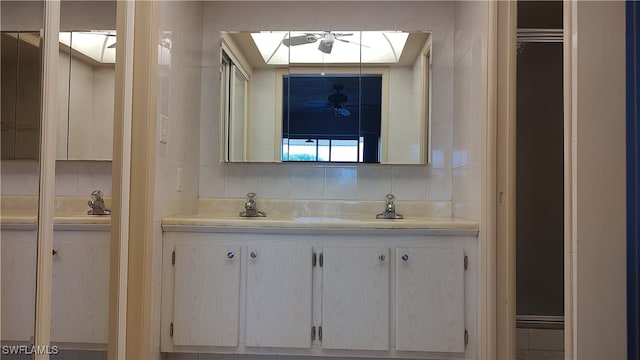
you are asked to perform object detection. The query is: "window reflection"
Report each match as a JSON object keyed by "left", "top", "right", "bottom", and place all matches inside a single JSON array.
[{"left": 282, "top": 137, "right": 364, "bottom": 162}]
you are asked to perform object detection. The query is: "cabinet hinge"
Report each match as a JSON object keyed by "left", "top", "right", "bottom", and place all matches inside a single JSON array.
[
  {"left": 170, "top": 322, "right": 174, "bottom": 337},
  {"left": 319, "top": 253, "right": 323, "bottom": 267},
  {"left": 319, "top": 326, "right": 323, "bottom": 341},
  {"left": 172, "top": 250, "right": 176, "bottom": 265},
  {"left": 464, "top": 329, "right": 468, "bottom": 346},
  {"left": 311, "top": 326, "right": 316, "bottom": 340},
  {"left": 313, "top": 252, "right": 317, "bottom": 267},
  {"left": 464, "top": 255, "right": 468, "bottom": 271}
]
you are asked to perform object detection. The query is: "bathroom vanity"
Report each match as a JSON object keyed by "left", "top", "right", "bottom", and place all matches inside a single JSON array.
[
  {"left": 160, "top": 199, "right": 479, "bottom": 359},
  {"left": 0, "top": 196, "right": 110, "bottom": 348}
]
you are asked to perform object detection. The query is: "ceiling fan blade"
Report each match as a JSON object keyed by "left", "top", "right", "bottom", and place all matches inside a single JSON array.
[
  {"left": 283, "top": 34, "right": 317, "bottom": 47},
  {"left": 335, "top": 38, "right": 370, "bottom": 48},
  {"left": 337, "top": 108, "right": 351, "bottom": 117}
]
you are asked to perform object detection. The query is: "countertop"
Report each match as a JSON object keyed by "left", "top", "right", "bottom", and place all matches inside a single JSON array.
[
  {"left": 162, "top": 214, "right": 478, "bottom": 236},
  {"left": 1, "top": 196, "right": 111, "bottom": 230}
]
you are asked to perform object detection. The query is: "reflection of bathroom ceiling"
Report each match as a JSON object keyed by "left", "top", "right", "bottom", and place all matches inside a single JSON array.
[
  {"left": 59, "top": 31, "right": 116, "bottom": 64},
  {"left": 229, "top": 31, "right": 429, "bottom": 68},
  {"left": 251, "top": 31, "right": 410, "bottom": 65},
  {"left": 3, "top": 32, "right": 41, "bottom": 48}
]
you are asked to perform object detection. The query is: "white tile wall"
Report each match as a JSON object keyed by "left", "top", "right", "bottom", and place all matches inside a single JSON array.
[
  {"left": 1, "top": 160, "right": 112, "bottom": 197},
  {"left": 356, "top": 165, "right": 392, "bottom": 200},
  {"left": 256, "top": 164, "right": 292, "bottom": 198},
  {"left": 290, "top": 165, "right": 325, "bottom": 199},
  {"left": 451, "top": 1, "right": 485, "bottom": 221},
  {"left": 153, "top": 2, "right": 205, "bottom": 359},
  {"left": 324, "top": 166, "right": 358, "bottom": 200},
  {"left": 199, "top": 1, "right": 456, "bottom": 204}
]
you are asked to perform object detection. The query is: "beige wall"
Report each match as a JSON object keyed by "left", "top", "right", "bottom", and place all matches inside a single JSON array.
[
  {"left": 0, "top": 1, "right": 43, "bottom": 31},
  {"left": 572, "top": 1, "right": 627, "bottom": 358}
]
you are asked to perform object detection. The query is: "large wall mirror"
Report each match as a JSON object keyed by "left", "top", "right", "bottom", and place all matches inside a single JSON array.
[
  {"left": 0, "top": 1, "right": 115, "bottom": 161},
  {"left": 220, "top": 30, "right": 432, "bottom": 164},
  {"left": 56, "top": 30, "right": 115, "bottom": 160}
]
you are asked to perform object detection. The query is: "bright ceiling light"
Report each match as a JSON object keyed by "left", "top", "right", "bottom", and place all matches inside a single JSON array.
[
  {"left": 59, "top": 31, "right": 116, "bottom": 64},
  {"left": 250, "top": 31, "right": 409, "bottom": 65}
]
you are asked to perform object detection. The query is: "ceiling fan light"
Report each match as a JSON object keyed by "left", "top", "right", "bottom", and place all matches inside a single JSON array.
[{"left": 318, "top": 40, "right": 333, "bottom": 54}]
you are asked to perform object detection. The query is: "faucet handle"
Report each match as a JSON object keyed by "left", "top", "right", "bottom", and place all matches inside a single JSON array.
[
  {"left": 376, "top": 193, "right": 402, "bottom": 219},
  {"left": 246, "top": 192, "right": 256, "bottom": 200},
  {"left": 384, "top": 193, "right": 396, "bottom": 204}
]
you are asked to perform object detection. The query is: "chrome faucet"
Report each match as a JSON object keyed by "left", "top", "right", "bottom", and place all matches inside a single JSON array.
[
  {"left": 87, "top": 190, "right": 111, "bottom": 215},
  {"left": 376, "top": 193, "right": 403, "bottom": 219},
  {"left": 240, "top": 192, "right": 266, "bottom": 217}
]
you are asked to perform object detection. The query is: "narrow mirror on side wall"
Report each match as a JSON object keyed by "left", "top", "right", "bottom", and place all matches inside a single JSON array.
[{"left": 1, "top": 31, "right": 42, "bottom": 160}]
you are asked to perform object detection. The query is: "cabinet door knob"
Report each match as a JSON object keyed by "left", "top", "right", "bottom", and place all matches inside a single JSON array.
[
  {"left": 250, "top": 251, "right": 257, "bottom": 259},
  {"left": 52, "top": 249, "right": 58, "bottom": 256},
  {"left": 401, "top": 254, "right": 409, "bottom": 262},
  {"left": 378, "top": 254, "right": 386, "bottom": 262},
  {"left": 227, "top": 251, "right": 234, "bottom": 259}
]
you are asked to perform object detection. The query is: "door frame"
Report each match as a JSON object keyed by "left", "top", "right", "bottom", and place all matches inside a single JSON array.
[
  {"left": 108, "top": 0, "right": 136, "bottom": 359},
  {"left": 34, "top": 1, "right": 60, "bottom": 357},
  {"left": 494, "top": 2, "right": 576, "bottom": 358},
  {"left": 494, "top": 1, "right": 517, "bottom": 359}
]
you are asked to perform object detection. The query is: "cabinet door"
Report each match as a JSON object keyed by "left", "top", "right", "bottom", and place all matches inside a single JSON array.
[
  {"left": 51, "top": 231, "right": 110, "bottom": 344},
  {"left": 321, "top": 246, "right": 389, "bottom": 351},
  {"left": 1, "top": 231, "right": 36, "bottom": 342},
  {"left": 173, "top": 243, "right": 240, "bottom": 347},
  {"left": 246, "top": 245, "right": 313, "bottom": 348},
  {"left": 395, "top": 247, "right": 465, "bottom": 352}
]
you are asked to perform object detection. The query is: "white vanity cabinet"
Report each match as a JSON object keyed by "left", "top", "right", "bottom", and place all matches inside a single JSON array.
[
  {"left": 1, "top": 229, "right": 37, "bottom": 342},
  {"left": 161, "top": 227, "right": 478, "bottom": 358},
  {"left": 1, "top": 225, "right": 110, "bottom": 347},
  {"left": 246, "top": 245, "right": 313, "bottom": 348},
  {"left": 395, "top": 247, "right": 466, "bottom": 353},
  {"left": 321, "top": 246, "right": 390, "bottom": 351},
  {"left": 51, "top": 230, "right": 110, "bottom": 345},
  {"left": 172, "top": 242, "right": 241, "bottom": 347}
]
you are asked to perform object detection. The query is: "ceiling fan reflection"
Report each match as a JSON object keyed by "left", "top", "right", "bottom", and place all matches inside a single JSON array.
[
  {"left": 283, "top": 31, "right": 366, "bottom": 54},
  {"left": 302, "top": 84, "right": 353, "bottom": 117}
]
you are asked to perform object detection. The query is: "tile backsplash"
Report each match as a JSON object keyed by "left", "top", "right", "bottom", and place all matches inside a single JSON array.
[
  {"left": 1, "top": 160, "right": 112, "bottom": 197},
  {"left": 200, "top": 163, "right": 452, "bottom": 201}
]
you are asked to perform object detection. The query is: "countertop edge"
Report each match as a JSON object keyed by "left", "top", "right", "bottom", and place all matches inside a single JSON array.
[
  {"left": 161, "top": 223, "right": 479, "bottom": 236},
  {"left": 1, "top": 216, "right": 111, "bottom": 231}
]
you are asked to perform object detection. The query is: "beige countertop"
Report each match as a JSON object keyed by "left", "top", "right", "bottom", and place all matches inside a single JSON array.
[
  {"left": 1, "top": 196, "right": 111, "bottom": 230},
  {"left": 162, "top": 198, "right": 479, "bottom": 236},
  {"left": 162, "top": 214, "right": 479, "bottom": 236},
  {"left": 1, "top": 196, "right": 479, "bottom": 235}
]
